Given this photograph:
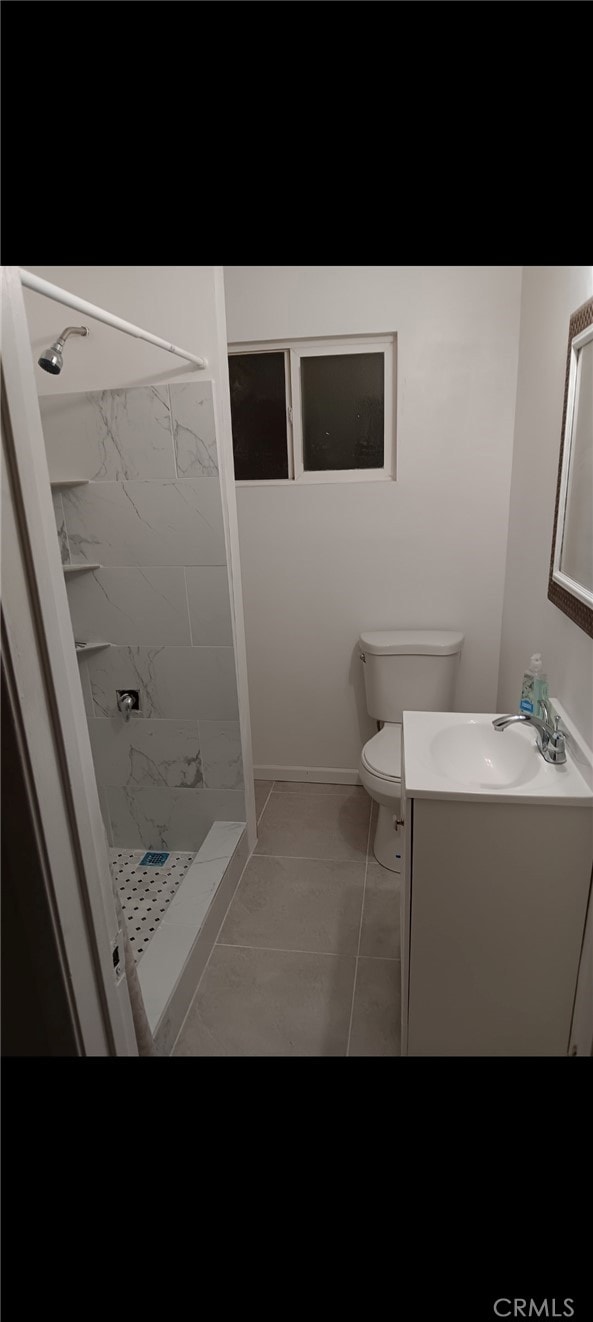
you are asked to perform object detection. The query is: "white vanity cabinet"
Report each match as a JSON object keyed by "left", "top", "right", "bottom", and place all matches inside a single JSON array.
[{"left": 401, "top": 708, "right": 593, "bottom": 1057}]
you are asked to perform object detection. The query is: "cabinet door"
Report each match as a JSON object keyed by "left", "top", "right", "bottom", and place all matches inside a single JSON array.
[{"left": 407, "top": 798, "right": 592, "bottom": 1057}]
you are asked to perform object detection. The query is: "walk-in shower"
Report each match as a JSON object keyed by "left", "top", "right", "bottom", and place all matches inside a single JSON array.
[{"left": 22, "top": 266, "right": 248, "bottom": 1052}]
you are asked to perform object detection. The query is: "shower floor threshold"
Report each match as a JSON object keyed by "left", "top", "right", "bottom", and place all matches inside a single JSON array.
[{"left": 132, "top": 821, "right": 247, "bottom": 1051}]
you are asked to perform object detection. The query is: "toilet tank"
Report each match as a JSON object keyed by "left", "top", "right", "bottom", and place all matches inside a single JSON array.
[{"left": 359, "top": 630, "right": 464, "bottom": 722}]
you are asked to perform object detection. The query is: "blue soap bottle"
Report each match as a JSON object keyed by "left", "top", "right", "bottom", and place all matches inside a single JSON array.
[
  {"left": 519, "top": 654, "right": 543, "bottom": 715},
  {"left": 533, "top": 662, "right": 549, "bottom": 719}
]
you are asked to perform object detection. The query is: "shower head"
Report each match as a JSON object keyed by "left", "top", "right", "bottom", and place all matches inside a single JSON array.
[{"left": 38, "top": 325, "right": 88, "bottom": 375}]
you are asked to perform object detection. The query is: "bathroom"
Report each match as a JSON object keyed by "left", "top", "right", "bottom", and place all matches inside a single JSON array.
[{"left": 2, "top": 264, "right": 592, "bottom": 1056}]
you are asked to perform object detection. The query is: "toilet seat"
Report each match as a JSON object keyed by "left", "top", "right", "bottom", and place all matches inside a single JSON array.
[
  {"left": 359, "top": 723, "right": 402, "bottom": 872},
  {"left": 361, "top": 723, "right": 402, "bottom": 782}
]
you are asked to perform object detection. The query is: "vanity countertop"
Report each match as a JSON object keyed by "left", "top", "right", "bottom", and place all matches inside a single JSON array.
[{"left": 402, "top": 704, "right": 593, "bottom": 808}]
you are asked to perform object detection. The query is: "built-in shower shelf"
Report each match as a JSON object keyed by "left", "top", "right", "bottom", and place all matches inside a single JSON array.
[
  {"left": 75, "top": 641, "right": 110, "bottom": 656},
  {"left": 63, "top": 563, "right": 101, "bottom": 575},
  {"left": 50, "top": 479, "right": 90, "bottom": 489}
]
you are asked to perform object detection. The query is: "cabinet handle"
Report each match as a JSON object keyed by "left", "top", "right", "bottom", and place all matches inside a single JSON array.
[{"left": 395, "top": 818, "right": 405, "bottom": 828}]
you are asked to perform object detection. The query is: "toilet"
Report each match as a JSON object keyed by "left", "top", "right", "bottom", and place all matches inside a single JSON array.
[{"left": 358, "top": 630, "right": 464, "bottom": 871}]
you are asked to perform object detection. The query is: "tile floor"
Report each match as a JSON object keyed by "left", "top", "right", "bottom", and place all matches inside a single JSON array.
[{"left": 173, "top": 782, "right": 401, "bottom": 1057}]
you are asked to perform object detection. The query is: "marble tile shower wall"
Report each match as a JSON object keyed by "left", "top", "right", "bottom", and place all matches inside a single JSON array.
[{"left": 41, "top": 383, "right": 245, "bottom": 851}]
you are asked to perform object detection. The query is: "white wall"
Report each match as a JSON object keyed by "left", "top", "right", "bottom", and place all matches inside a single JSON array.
[
  {"left": 24, "top": 266, "right": 222, "bottom": 394},
  {"left": 498, "top": 265, "right": 593, "bottom": 748},
  {"left": 21, "top": 265, "right": 256, "bottom": 841},
  {"left": 225, "top": 266, "right": 523, "bottom": 772}
]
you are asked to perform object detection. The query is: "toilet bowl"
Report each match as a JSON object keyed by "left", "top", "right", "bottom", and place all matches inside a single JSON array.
[
  {"left": 359, "top": 723, "right": 403, "bottom": 871},
  {"left": 358, "top": 629, "right": 465, "bottom": 874}
]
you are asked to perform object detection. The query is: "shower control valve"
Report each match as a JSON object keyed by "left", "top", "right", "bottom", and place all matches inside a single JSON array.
[{"left": 116, "top": 690, "right": 139, "bottom": 721}]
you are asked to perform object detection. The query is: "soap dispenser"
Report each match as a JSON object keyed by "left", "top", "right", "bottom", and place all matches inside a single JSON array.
[
  {"left": 533, "top": 660, "right": 549, "bottom": 719},
  {"left": 519, "top": 654, "right": 544, "bottom": 715}
]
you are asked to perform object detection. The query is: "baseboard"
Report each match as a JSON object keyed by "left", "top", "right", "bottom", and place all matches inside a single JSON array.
[{"left": 254, "top": 765, "right": 361, "bottom": 785}]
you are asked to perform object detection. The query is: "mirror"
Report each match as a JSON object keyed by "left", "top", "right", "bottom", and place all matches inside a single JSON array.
[{"left": 548, "top": 296, "right": 593, "bottom": 637}]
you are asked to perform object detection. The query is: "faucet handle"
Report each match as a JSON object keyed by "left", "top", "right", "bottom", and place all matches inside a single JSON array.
[
  {"left": 548, "top": 718, "right": 567, "bottom": 764},
  {"left": 551, "top": 714, "right": 564, "bottom": 742}
]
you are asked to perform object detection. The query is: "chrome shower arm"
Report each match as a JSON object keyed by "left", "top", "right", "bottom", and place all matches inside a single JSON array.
[{"left": 55, "top": 326, "right": 89, "bottom": 345}]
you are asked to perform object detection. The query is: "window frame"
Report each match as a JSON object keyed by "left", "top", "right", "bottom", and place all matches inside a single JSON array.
[{"left": 228, "top": 334, "right": 396, "bottom": 486}]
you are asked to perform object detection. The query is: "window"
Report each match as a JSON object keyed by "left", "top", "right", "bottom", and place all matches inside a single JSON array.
[{"left": 228, "top": 336, "right": 395, "bottom": 483}]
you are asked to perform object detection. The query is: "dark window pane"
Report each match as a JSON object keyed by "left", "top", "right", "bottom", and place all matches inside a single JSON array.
[
  {"left": 301, "top": 352, "right": 384, "bottom": 471},
  {"left": 228, "top": 353, "right": 288, "bottom": 480}
]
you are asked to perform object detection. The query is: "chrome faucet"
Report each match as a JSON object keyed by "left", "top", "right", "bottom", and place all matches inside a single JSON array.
[{"left": 492, "top": 700, "right": 566, "bottom": 764}]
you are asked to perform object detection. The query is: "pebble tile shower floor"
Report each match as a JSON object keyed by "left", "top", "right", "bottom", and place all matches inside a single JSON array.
[{"left": 111, "top": 849, "right": 195, "bottom": 963}]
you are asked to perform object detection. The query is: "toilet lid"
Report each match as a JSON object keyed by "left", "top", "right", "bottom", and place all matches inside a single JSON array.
[{"left": 362, "top": 724, "right": 402, "bottom": 781}]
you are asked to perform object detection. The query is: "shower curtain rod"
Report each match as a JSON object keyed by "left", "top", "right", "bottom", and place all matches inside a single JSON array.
[{"left": 19, "top": 269, "right": 208, "bottom": 369}]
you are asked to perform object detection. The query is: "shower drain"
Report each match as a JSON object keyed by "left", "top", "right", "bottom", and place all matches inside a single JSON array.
[{"left": 110, "top": 849, "right": 195, "bottom": 964}]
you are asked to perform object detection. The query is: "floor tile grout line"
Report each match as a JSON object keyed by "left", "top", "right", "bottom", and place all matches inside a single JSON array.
[
  {"left": 168, "top": 843, "right": 254, "bottom": 1054},
  {"left": 266, "top": 788, "right": 367, "bottom": 797},
  {"left": 256, "top": 781, "right": 275, "bottom": 827},
  {"left": 346, "top": 803, "right": 374, "bottom": 1056},
  {"left": 367, "top": 807, "right": 373, "bottom": 862},
  {"left": 252, "top": 850, "right": 370, "bottom": 864},
  {"left": 215, "top": 941, "right": 400, "bottom": 962}
]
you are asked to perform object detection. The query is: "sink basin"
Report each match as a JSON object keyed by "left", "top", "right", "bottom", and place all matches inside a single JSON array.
[
  {"left": 402, "top": 706, "right": 593, "bottom": 806},
  {"left": 430, "top": 721, "right": 540, "bottom": 789}
]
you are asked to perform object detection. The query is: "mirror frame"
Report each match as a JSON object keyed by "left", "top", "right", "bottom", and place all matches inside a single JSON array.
[{"left": 548, "top": 296, "right": 593, "bottom": 638}]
